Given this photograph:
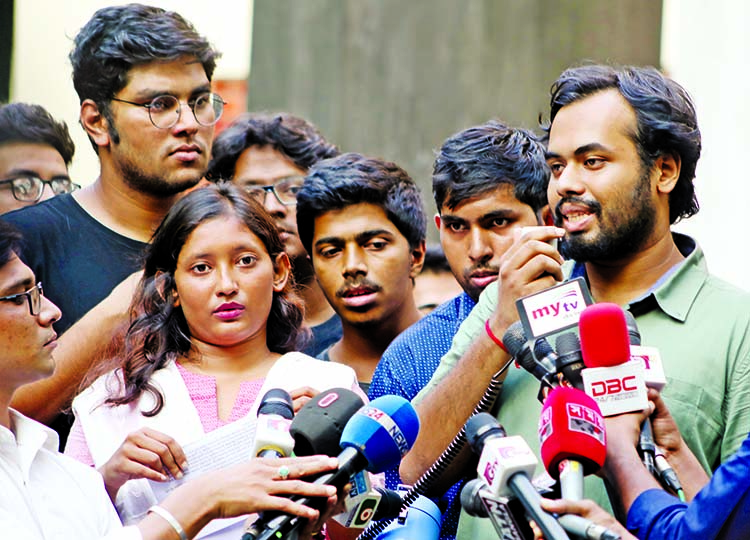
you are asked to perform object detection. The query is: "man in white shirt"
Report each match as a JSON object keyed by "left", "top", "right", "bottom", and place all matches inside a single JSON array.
[{"left": 0, "top": 220, "right": 343, "bottom": 539}]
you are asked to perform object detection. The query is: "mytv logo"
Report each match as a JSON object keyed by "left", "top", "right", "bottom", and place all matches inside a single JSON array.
[{"left": 531, "top": 290, "right": 581, "bottom": 320}]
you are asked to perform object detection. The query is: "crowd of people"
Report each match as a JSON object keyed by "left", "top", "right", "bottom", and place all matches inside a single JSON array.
[{"left": 1, "top": 3, "right": 748, "bottom": 540}]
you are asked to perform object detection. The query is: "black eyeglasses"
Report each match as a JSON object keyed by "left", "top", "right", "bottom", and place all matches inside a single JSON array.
[
  {"left": 0, "top": 282, "right": 44, "bottom": 316},
  {"left": 243, "top": 175, "right": 305, "bottom": 206},
  {"left": 111, "top": 92, "right": 226, "bottom": 129},
  {"left": 0, "top": 176, "right": 80, "bottom": 203}
]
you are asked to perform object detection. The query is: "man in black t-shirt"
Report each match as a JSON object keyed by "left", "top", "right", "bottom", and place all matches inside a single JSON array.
[{"left": 3, "top": 5, "right": 222, "bottom": 445}]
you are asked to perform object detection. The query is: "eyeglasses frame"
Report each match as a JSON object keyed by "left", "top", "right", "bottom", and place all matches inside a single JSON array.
[
  {"left": 0, "top": 176, "right": 81, "bottom": 203},
  {"left": 0, "top": 282, "right": 44, "bottom": 316},
  {"left": 110, "top": 92, "right": 226, "bottom": 130}
]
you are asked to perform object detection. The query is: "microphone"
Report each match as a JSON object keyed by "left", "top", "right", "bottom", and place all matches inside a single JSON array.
[
  {"left": 579, "top": 303, "right": 648, "bottom": 416},
  {"left": 290, "top": 389, "right": 382, "bottom": 529},
  {"left": 290, "top": 387, "right": 365, "bottom": 458},
  {"left": 242, "top": 395, "right": 420, "bottom": 540},
  {"left": 375, "top": 494, "right": 442, "bottom": 540},
  {"left": 538, "top": 386, "right": 606, "bottom": 501},
  {"left": 621, "top": 312, "right": 657, "bottom": 476},
  {"left": 503, "top": 322, "right": 558, "bottom": 401},
  {"left": 533, "top": 338, "right": 558, "bottom": 375},
  {"left": 461, "top": 478, "right": 620, "bottom": 540},
  {"left": 465, "top": 413, "right": 570, "bottom": 540},
  {"left": 332, "top": 471, "right": 383, "bottom": 528},
  {"left": 252, "top": 389, "right": 295, "bottom": 458},
  {"left": 555, "top": 332, "right": 584, "bottom": 390}
]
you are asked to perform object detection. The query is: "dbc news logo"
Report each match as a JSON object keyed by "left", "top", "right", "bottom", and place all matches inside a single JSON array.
[{"left": 590, "top": 375, "right": 637, "bottom": 397}]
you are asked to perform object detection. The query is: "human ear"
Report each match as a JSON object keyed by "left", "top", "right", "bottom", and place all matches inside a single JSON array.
[
  {"left": 408, "top": 240, "right": 426, "bottom": 279},
  {"left": 272, "top": 252, "right": 292, "bottom": 292},
  {"left": 654, "top": 153, "right": 681, "bottom": 195},
  {"left": 80, "top": 99, "right": 111, "bottom": 149}
]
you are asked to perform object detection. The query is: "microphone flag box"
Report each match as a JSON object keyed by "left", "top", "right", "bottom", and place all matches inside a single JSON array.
[
  {"left": 516, "top": 277, "right": 593, "bottom": 340},
  {"left": 477, "top": 436, "right": 537, "bottom": 498},
  {"left": 582, "top": 362, "right": 648, "bottom": 417},
  {"left": 332, "top": 471, "right": 383, "bottom": 528},
  {"left": 629, "top": 345, "right": 667, "bottom": 391}
]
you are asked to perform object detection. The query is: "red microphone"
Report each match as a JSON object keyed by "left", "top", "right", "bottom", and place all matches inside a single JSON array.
[
  {"left": 539, "top": 386, "right": 606, "bottom": 500},
  {"left": 579, "top": 303, "right": 648, "bottom": 416}
]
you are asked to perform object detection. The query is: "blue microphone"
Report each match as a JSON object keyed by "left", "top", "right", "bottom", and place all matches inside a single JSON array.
[
  {"left": 242, "top": 395, "right": 420, "bottom": 540},
  {"left": 375, "top": 495, "right": 441, "bottom": 540}
]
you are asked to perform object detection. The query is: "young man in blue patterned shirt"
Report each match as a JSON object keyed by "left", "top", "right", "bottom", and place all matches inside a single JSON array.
[{"left": 368, "top": 120, "right": 550, "bottom": 539}]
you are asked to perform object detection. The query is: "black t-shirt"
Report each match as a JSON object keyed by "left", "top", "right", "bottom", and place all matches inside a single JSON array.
[{"left": 3, "top": 193, "right": 148, "bottom": 333}]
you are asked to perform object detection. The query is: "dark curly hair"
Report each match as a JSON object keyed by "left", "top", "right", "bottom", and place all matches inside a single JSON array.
[
  {"left": 296, "top": 153, "right": 427, "bottom": 256},
  {"left": 543, "top": 64, "right": 701, "bottom": 224},
  {"left": 0, "top": 103, "right": 75, "bottom": 165},
  {"left": 102, "top": 183, "right": 307, "bottom": 415},
  {"left": 70, "top": 3, "right": 220, "bottom": 151},
  {"left": 207, "top": 112, "right": 339, "bottom": 181}
]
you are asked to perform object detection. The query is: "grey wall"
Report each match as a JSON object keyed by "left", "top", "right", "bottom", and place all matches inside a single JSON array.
[{"left": 249, "top": 0, "right": 661, "bottom": 233}]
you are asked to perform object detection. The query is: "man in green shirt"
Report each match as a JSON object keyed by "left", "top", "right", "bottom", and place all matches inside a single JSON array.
[{"left": 400, "top": 64, "right": 750, "bottom": 538}]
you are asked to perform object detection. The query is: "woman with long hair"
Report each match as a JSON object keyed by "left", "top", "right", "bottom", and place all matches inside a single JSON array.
[{"left": 65, "top": 183, "right": 361, "bottom": 538}]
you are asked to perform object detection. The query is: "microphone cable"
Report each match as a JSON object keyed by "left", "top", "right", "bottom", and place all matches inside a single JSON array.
[{"left": 355, "top": 357, "right": 515, "bottom": 540}]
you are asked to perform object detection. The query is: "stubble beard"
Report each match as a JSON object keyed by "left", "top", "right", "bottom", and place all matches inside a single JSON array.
[{"left": 557, "top": 168, "right": 656, "bottom": 262}]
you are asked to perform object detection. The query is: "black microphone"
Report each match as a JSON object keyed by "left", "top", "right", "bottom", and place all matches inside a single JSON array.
[
  {"left": 465, "top": 413, "right": 570, "bottom": 540},
  {"left": 289, "top": 387, "right": 365, "bottom": 457},
  {"left": 252, "top": 389, "right": 295, "bottom": 458},
  {"left": 503, "top": 322, "right": 558, "bottom": 402},
  {"left": 555, "top": 332, "right": 585, "bottom": 390},
  {"left": 533, "top": 338, "right": 558, "bottom": 375},
  {"left": 623, "top": 311, "right": 656, "bottom": 477}
]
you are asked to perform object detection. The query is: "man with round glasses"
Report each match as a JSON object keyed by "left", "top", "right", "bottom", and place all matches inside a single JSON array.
[
  {"left": 4, "top": 4, "right": 223, "bottom": 444},
  {"left": 0, "top": 102, "right": 78, "bottom": 215},
  {"left": 208, "top": 112, "right": 343, "bottom": 356}
]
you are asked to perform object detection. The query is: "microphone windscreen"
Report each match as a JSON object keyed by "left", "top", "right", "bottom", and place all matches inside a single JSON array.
[
  {"left": 539, "top": 386, "right": 606, "bottom": 477},
  {"left": 502, "top": 321, "right": 527, "bottom": 356},
  {"left": 340, "top": 395, "right": 419, "bottom": 473},
  {"left": 579, "top": 303, "right": 631, "bottom": 368},
  {"left": 290, "top": 388, "right": 364, "bottom": 457},
  {"left": 465, "top": 412, "right": 506, "bottom": 455},
  {"left": 257, "top": 388, "right": 294, "bottom": 420}
]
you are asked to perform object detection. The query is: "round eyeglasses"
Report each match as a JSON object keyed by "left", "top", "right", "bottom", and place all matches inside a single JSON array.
[
  {"left": 0, "top": 176, "right": 80, "bottom": 203},
  {"left": 243, "top": 175, "right": 305, "bottom": 206},
  {"left": 110, "top": 92, "right": 225, "bottom": 129},
  {"left": 0, "top": 282, "right": 44, "bottom": 316}
]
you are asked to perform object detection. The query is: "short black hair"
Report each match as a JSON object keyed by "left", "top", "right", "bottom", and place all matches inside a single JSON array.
[
  {"left": 207, "top": 112, "right": 339, "bottom": 181},
  {"left": 544, "top": 64, "right": 701, "bottom": 224},
  {"left": 433, "top": 120, "right": 548, "bottom": 214},
  {"left": 296, "top": 152, "right": 427, "bottom": 255},
  {"left": 0, "top": 103, "right": 75, "bottom": 166},
  {"left": 70, "top": 3, "right": 220, "bottom": 150}
]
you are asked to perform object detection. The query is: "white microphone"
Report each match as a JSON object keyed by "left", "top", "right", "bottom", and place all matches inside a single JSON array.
[{"left": 251, "top": 389, "right": 295, "bottom": 458}]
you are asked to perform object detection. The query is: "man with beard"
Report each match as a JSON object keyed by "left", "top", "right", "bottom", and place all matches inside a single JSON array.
[
  {"left": 3, "top": 4, "right": 222, "bottom": 442},
  {"left": 207, "top": 113, "right": 342, "bottom": 356},
  {"left": 368, "top": 120, "right": 550, "bottom": 540},
  {"left": 296, "top": 153, "right": 426, "bottom": 393},
  {"left": 400, "top": 65, "right": 750, "bottom": 539}
]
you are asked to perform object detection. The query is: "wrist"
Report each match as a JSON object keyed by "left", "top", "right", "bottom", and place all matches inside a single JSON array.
[{"left": 485, "top": 318, "right": 510, "bottom": 354}]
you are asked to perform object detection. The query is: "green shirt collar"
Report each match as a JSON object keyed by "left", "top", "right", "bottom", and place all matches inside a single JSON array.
[{"left": 565, "top": 232, "right": 706, "bottom": 322}]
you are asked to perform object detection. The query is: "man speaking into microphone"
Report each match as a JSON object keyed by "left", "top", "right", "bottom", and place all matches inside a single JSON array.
[{"left": 401, "top": 64, "right": 750, "bottom": 539}]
